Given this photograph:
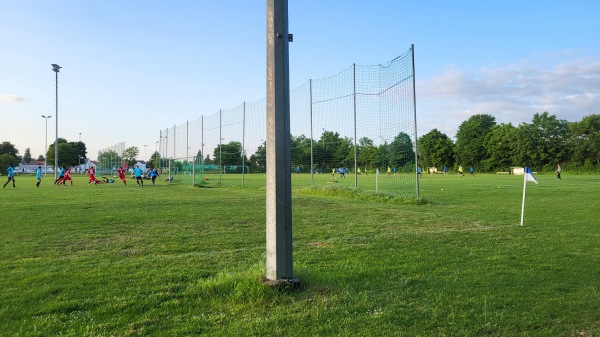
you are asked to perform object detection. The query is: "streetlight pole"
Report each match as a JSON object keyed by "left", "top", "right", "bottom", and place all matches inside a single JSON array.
[
  {"left": 41, "top": 115, "right": 52, "bottom": 175},
  {"left": 144, "top": 145, "right": 147, "bottom": 162},
  {"left": 78, "top": 132, "right": 82, "bottom": 173},
  {"left": 52, "top": 64, "right": 61, "bottom": 180}
]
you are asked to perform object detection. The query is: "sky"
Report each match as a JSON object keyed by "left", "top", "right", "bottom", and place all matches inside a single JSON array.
[{"left": 1, "top": 1, "right": 599, "bottom": 161}]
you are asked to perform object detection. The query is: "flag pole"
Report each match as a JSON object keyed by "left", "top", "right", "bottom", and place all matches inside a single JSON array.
[{"left": 520, "top": 171, "right": 527, "bottom": 226}]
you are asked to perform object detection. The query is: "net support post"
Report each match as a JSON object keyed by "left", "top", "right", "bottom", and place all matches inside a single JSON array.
[{"left": 265, "top": 0, "right": 298, "bottom": 286}]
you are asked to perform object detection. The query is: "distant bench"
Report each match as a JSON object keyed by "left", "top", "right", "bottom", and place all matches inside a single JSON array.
[{"left": 496, "top": 172, "right": 510, "bottom": 174}]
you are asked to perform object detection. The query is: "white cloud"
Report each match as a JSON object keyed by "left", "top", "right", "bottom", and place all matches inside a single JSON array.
[
  {"left": 0, "top": 94, "right": 25, "bottom": 103},
  {"left": 417, "top": 55, "right": 600, "bottom": 137}
]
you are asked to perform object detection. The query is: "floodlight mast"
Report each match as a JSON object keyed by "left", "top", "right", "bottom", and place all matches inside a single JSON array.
[{"left": 52, "top": 64, "right": 61, "bottom": 180}]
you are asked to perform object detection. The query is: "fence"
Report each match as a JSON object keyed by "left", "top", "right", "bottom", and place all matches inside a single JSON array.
[
  {"left": 97, "top": 142, "right": 126, "bottom": 175},
  {"left": 158, "top": 45, "right": 418, "bottom": 197}
]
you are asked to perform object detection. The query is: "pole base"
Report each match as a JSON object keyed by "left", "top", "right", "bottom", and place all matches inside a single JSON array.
[{"left": 262, "top": 276, "right": 301, "bottom": 290}]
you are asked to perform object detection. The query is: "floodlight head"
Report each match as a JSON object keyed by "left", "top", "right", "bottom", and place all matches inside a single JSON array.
[
  {"left": 51, "top": 64, "right": 62, "bottom": 72},
  {"left": 41, "top": 115, "right": 52, "bottom": 118}
]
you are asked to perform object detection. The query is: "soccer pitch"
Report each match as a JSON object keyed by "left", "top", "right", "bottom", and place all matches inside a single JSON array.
[{"left": 1, "top": 173, "right": 598, "bottom": 336}]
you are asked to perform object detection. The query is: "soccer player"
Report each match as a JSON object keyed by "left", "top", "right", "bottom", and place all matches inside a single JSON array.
[
  {"left": 133, "top": 165, "right": 144, "bottom": 186},
  {"left": 35, "top": 166, "right": 42, "bottom": 188},
  {"left": 469, "top": 166, "right": 475, "bottom": 177},
  {"left": 3, "top": 163, "right": 15, "bottom": 189},
  {"left": 117, "top": 166, "right": 127, "bottom": 185},
  {"left": 63, "top": 168, "right": 73, "bottom": 185},
  {"left": 443, "top": 165, "right": 448, "bottom": 175},
  {"left": 54, "top": 166, "right": 65, "bottom": 185},
  {"left": 387, "top": 166, "right": 391, "bottom": 177},
  {"left": 88, "top": 166, "right": 96, "bottom": 184},
  {"left": 458, "top": 165, "right": 464, "bottom": 177},
  {"left": 149, "top": 167, "right": 159, "bottom": 185},
  {"left": 296, "top": 166, "right": 301, "bottom": 178}
]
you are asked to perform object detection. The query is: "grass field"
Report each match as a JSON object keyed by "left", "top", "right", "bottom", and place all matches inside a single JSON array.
[{"left": 0, "top": 172, "right": 599, "bottom": 336}]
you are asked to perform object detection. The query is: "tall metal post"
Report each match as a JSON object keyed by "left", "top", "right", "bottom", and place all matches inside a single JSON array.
[
  {"left": 51, "top": 64, "right": 61, "bottom": 179},
  {"left": 411, "top": 44, "right": 419, "bottom": 198},
  {"left": 41, "top": 115, "right": 51, "bottom": 175},
  {"left": 165, "top": 128, "right": 169, "bottom": 169},
  {"left": 353, "top": 63, "right": 358, "bottom": 188},
  {"left": 173, "top": 124, "right": 176, "bottom": 161},
  {"left": 242, "top": 102, "right": 246, "bottom": 186},
  {"left": 186, "top": 121, "right": 189, "bottom": 166},
  {"left": 309, "top": 79, "right": 314, "bottom": 186},
  {"left": 219, "top": 109, "right": 222, "bottom": 184},
  {"left": 201, "top": 116, "right": 204, "bottom": 177},
  {"left": 265, "top": 0, "right": 297, "bottom": 284}
]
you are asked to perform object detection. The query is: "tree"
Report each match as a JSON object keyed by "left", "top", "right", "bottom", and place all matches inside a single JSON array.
[
  {"left": 290, "top": 134, "right": 312, "bottom": 170},
  {"left": 73, "top": 141, "right": 87, "bottom": 165},
  {"left": 249, "top": 141, "right": 266, "bottom": 173},
  {"left": 0, "top": 153, "right": 18, "bottom": 170},
  {"left": 0, "top": 141, "right": 19, "bottom": 158},
  {"left": 357, "top": 137, "right": 380, "bottom": 170},
  {"left": 37, "top": 155, "right": 44, "bottom": 161},
  {"left": 98, "top": 150, "right": 122, "bottom": 173},
  {"left": 418, "top": 129, "right": 454, "bottom": 169},
  {"left": 389, "top": 132, "right": 415, "bottom": 168},
  {"left": 149, "top": 151, "right": 160, "bottom": 169},
  {"left": 483, "top": 123, "right": 518, "bottom": 171},
  {"left": 517, "top": 112, "right": 569, "bottom": 169},
  {"left": 213, "top": 141, "right": 243, "bottom": 169},
  {"left": 454, "top": 114, "right": 496, "bottom": 168},
  {"left": 47, "top": 138, "right": 79, "bottom": 167},
  {"left": 23, "top": 148, "right": 32, "bottom": 163},
  {"left": 569, "top": 114, "right": 600, "bottom": 165},
  {"left": 122, "top": 146, "right": 140, "bottom": 167},
  {"left": 316, "top": 130, "right": 345, "bottom": 170}
]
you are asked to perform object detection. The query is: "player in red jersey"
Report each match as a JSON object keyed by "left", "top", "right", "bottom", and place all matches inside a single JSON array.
[
  {"left": 88, "top": 166, "right": 96, "bottom": 184},
  {"left": 62, "top": 168, "right": 73, "bottom": 185},
  {"left": 117, "top": 166, "right": 127, "bottom": 185}
]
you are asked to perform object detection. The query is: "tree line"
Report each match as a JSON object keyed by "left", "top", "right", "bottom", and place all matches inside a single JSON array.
[
  {"left": 420, "top": 112, "right": 600, "bottom": 173},
  {"left": 187, "top": 111, "right": 599, "bottom": 174},
  {"left": 0, "top": 138, "right": 86, "bottom": 170},
  {"left": 3, "top": 112, "right": 598, "bottom": 174}
]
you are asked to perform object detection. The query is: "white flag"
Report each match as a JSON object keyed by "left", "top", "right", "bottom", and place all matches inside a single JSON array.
[{"left": 525, "top": 166, "right": 538, "bottom": 184}]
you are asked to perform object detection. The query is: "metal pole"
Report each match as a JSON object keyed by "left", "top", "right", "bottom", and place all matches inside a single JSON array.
[
  {"left": 201, "top": 115, "right": 204, "bottom": 178},
  {"left": 411, "top": 44, "right": 419, "bottom": 199},
  {"left": 173, "top": 124, "right": 176, "bottom": 162},
  {"left": 53, "top": 67, "right": 59, "bottom": 180},
  {"left": 41, "top": 115, "right": 51, "bottom": 175},
  {"left": 242, "top": 102, "right": 246, "bottom": 186},
  {"left": 219, "top": 109, "right": 222, "bottom": 184},
  {"left": 309, "top": 79, "right": 314, "bottom": 186},
  {"left": 265, "top": 0, "right": 296, "bottom": 284},
  {"left": 186, "top": 121, "right": 189, "bottom": 168},
  {"left": 353, "top": 63, "right": 358, "bottom": 188},
  {"left": 78, "top": 132, "right": 81, "bottom": 172}
]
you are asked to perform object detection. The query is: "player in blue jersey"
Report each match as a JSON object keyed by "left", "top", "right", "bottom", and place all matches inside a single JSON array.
[
  {"left": 3, "top": 163, "right": 15, "bottom": 189},
  {"left": 133, "top": 165, "right": 144, "bottom": 186},
  {"left": 35, "top": 166, "right": 42, "bottom": 187}
]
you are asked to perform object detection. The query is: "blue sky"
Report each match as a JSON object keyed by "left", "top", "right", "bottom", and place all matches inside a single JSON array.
[{"left": 1, "top": 1, "right": 599, "bottom": 160}]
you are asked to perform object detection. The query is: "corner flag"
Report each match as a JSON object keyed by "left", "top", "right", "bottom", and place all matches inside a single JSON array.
[
  {"left": 520, "top": 166, "right": 538, "bottom": 226},
  {"left": 525, "top": 166, "right": 538, "bottom": 184}
]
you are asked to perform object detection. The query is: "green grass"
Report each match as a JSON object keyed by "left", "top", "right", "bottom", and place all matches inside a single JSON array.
[{"left": 0, "top": 173, "right": 598, "bottom": 336}]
